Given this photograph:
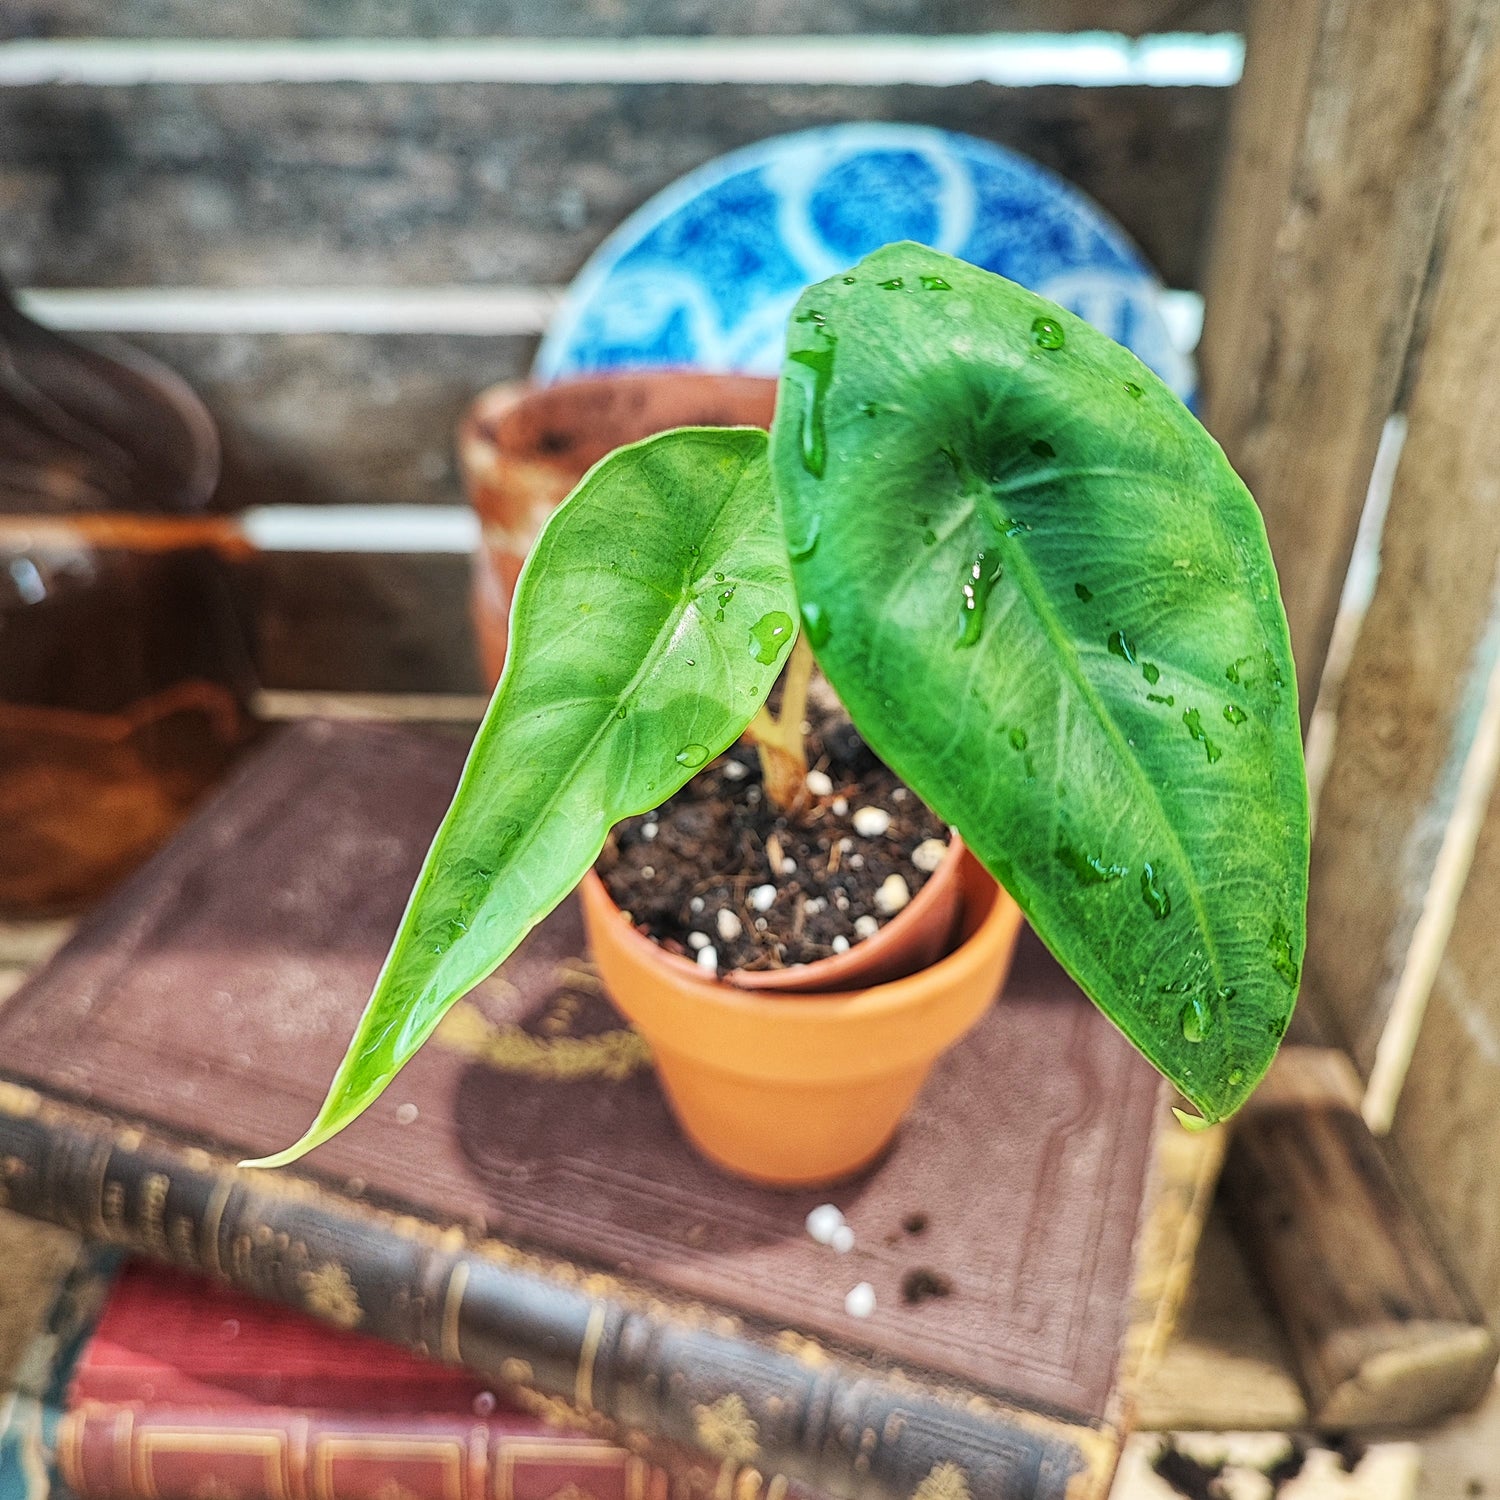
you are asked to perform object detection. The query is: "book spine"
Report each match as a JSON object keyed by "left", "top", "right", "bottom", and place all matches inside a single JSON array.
[
  {"left": 59, "top": 1405, "right": 672, "bottom": 1500},
  {"left": 0, "top": 1082, "right": 1109, "bottom": 1500}
]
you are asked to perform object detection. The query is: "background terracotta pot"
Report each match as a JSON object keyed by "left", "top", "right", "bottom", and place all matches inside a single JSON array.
[
  {"left": 579, "top": 852, "right": 1024, "bottom": 1187},
  {"left": 458, "top": 371, "right": 777, "bottom": 685}
]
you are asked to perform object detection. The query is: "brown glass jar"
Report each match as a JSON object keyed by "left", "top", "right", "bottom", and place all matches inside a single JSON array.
[{"left": 0, "top": 291, "right": 255, "bottom": 914}]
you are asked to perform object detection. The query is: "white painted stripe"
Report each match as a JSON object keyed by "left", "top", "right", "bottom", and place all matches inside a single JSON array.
[
  {"left": 0, "top": 33, "right": 1244, "bottom": 89},
  {"left": 254, "top": 689, "right": 491, "bottom": 722},
  {"left": 17, "top": 286, "right": 562, "bottom": 336},
  {"left": 16, "top": 285, "right": 1206, "bottom": 352},
  {"left": 242, "top": 505, "right": 478, "bottom": 553}
]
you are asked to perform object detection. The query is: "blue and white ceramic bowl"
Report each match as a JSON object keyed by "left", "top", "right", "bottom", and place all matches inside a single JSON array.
[{"left": 535, "top": 123, "right": 1194, "bottom": 403}]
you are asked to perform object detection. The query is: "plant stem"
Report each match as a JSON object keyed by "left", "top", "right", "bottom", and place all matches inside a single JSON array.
[{"left": 745, "top": 632, "right": 814, "bottom": 814}]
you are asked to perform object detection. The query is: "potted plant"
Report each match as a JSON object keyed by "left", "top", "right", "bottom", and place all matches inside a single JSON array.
[{"left": 248, "top": 242, "right": 1308, "bottom": 1185}]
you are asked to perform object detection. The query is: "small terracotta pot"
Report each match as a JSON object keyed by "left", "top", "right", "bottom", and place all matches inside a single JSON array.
[
  {"left": 458, "top": 372, "right": 778, "bottom": 684},
  {"left": 644, "top": 832, "right": 969, "bottom": 995},
  {"left": 579, "top": 852, "right": 1025, "bottom": 1186}
]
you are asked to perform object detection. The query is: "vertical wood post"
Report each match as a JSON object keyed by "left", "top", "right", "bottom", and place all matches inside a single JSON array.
[{"left": 1199, "top": 0, "right": 1493, "bottom": 724}]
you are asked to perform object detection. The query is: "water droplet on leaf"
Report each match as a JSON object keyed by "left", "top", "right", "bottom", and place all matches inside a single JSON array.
[
  {"left": 1009, "top": 727, "right": 1028, "bottom": 752},
  {"left": 787, "top": 512, "right": 821, "bottom": 561},
  {"left": 956, "top": 549, "right": 1002, "bottom": 648},
  {"left": 1124, "top": 381, "right": 1143, "bottom": 400},
  {"left": 1182, "top": 708, "right": 1223, "bottom": 764},
  {"left": 800, "top": 600, "right": 831, "bottom": 648},
  {"left": 749, "top": 610, "right": 796, "bottom": 665},
  {"left": 1180, "top": 995, "right": 1210, "bottom": 1043},
  {"left": 1075, "top": 582, "right": 1093, "bottom": 602},
  {"left": 674, "top": 743, "right": 709, "bottom": 769},
  {"left": 919, "top": 275, "right": 950, "bottom": 291},
  {"left": 1269, "top": 922, "right": 1301, "bottom": 988},
  {"left": 1108, "top": 629, "right": 1136, "bottom": 664},
  {"left": 785, "top": 337, "right": 837, "bottom": 478},
  {"left": 879, "top": 277, "right": 905, "bottom": 291},
  {"left": 1030, "top": 438, "right": 1055, "bottom": 459},
  {"left": 1141, "top": 661, "right": 1160, "bottom": 685},
  {"left": 1031, "top": 316, "right": 1065, "bottom": 350},
  {"left": 1141, "top": 862, "right": 1171, "bottom": 920},
  {"left": 1147, "top": 692, "right": 1175, "bottom": 706},
  {"left": 1224, "top": 703, "right": 1248, "bottom": 726},
  {"left": 1056, "top": 842, "right": 1128, "bottom": 886}
]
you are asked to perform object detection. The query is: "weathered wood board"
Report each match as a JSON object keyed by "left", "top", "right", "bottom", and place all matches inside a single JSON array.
[{"left": 1, "top": 81, "right": 1228, "bottom": 294}]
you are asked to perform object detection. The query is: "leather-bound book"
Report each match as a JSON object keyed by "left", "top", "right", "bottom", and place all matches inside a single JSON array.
[{"left": 0, "top": 722, "right": 1218, "bottom": 1500}]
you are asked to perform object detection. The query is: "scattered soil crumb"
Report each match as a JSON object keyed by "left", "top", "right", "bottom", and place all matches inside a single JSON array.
[
  {"left": 901, "top": 1268, "right": 954, "bottom": 1305},
  {"left": 597, "top": 706, "right": 948, "bottom": 972},
  {"left": 902, "top": 1212, "right": 929, "bottom": 1235}
]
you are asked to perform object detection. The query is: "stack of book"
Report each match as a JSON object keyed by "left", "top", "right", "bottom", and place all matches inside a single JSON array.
[{"left": 0, "top": 722, "right": 1219, "bottom": 1500}]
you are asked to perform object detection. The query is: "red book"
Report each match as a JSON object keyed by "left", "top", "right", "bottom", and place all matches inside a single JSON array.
[
  {"left": 71, "top": 1259, "right": 490, "bottom": 1413},
  {"left": 60, "top": 1261, "right": 717, "bottom": 1500}
]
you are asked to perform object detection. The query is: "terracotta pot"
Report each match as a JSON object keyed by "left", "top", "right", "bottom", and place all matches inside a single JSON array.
[
  {"left": 579, "top": 852, "right": 1025, "bottom": 1187},
  {"left": 458, "top": 371, "right": 778, "bottom": 684},
  {"left": 645, "top": 831, "right": 969, "bottom": 995}
]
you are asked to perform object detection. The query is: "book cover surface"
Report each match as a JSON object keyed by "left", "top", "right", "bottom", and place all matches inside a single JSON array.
[{"left": 0, "top": 722, "right": 1171, "bottom": 1500}]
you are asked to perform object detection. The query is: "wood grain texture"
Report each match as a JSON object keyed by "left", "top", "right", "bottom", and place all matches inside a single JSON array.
[
  {"left": 1198, "top": 0, "right": 1495, "bottom": 718},
  {"left": 1391, "top": 766, "right": 1500, "bottom": 1336},
  {"left": 0, "top": 81, "right": 1230, "bottom": 293},
  {"left": 1301, "top": 42, "right": 1500, "bottom": 1077},
  {"left": 241, "top": 551, "right": 482, "bottom": 694},
  {"left": 112, "top": 331, "right": 529, "bottom": 511},
  {"left": 1223, "top": 1072, "right": 1497, "bottom": 1430},
  {"left": 2, "top": 1, "right": 1244, "bottom": 41}
]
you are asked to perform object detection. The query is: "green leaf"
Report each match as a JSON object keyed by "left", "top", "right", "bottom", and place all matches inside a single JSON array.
[
  {"left": 772, "top": 243, "right": 1308, "bottom": 1122},
  {"left": 246, "top": 427, "right": 796, "bottom": 1167}
]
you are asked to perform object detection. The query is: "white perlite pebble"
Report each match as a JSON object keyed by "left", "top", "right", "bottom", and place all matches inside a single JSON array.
[
  {"left": 839, "top": 837, "right": 854, "bottom": 853},
  {"left": 831, "top": 935, "right": 850, "bottom": 953},
  {"left": 831, "top": 1225, "right": 855, "bottom": 1254},
  {"left": 805, "top": 769, "right": 834, "bottom": 797},
  {"left": 687, "top": 931, "right": 710, "bottom": 950},
  {"left": 689, "top": 896, "right": 705, "bottom": 913},
  {"left": 641, "top": 822, "right": 658, "bottom": 841},
  {"left": 854, "top": 915, "right": 880, "bottom": 939},
  {"left": 780, "top": 857, "right": 797, "bottom": 875},
  {"left": 875, "top": 874, "right": 911, "bottom": 915},
  {"left": 844, "top": 1282, "right": 876, "bottom": 1318},
  {"left": 892, "top": 788, "right": 908, "bottom": 802},
  {"left": 641, "top": 865, "right": 655, "bottom": 879},
  {"left": 749, "top": 883, "right": 777, "bottom": 912},
  {"left": 852, "top": 806, "right": 891, "bottom": 838},
  {"left": 722, "top": 759, "right": 748, "bottom": 780},
  {"left": 716, "top": 908, "right": 743, "bottom": 942},
  {"left": 912, "top": 837, "right": 948, "bottom": 873},
  {"left": 831, "top": 796, "right": 849, "bottom": 816},
  {"left": 848, "top": 854, "right": 864, "bottom": 869},
  {"left": 395, "top": 1102, "right": 419, "bottom": 1125},
  {"left": 804, "top": 897, "right": 826, "bottom": 916},
  {"left": 805, "top": 1203, "right": 845, "bottom": 1245},
  {"left": 696, "top": 945, "right": 719, "bottom": 973}
]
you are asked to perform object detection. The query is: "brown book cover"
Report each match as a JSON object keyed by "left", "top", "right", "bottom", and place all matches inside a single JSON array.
[{"left": 0, "top": 721, "right": 1207, "bottom": 1500}]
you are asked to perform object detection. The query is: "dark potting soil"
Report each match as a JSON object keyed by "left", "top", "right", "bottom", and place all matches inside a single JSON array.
[{"left": 595, "top": 713, "right": 949, "bottom": 974}]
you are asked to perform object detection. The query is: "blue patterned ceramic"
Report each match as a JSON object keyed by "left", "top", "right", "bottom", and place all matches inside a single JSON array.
[{"left": 535, "top": 123, "right": 1194, "bottom": 402}]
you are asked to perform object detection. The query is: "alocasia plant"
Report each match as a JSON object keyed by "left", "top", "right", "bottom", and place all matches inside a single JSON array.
[{"left": 247, "top": 241, "right": 1307, "bottom": 1170}]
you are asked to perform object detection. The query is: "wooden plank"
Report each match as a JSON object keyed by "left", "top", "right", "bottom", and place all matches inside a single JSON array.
[
  {"left": 1301, "top": 40, "right": 1500, "bottom": 1083},
  {"left": 1197, "top": 0, "right": 1494, "bottom": 717},
  {"left": 1223, "top": 1049, "right": 1497, "bottom": 1430},
  {"left": 4, "top": 2, "right": 1244, "bottom": 42},
  {"left": 120, "top": 331, "right": 531, "bottom": 510},
  {"left": 240, "top": 550, "right": 482, "bottom": 694},
  {"left": 0, "top": 80, "right": 1230, "bottom": 293},
  {"left": 1392, "top": 767, "right": 1500, "bottom": 1333}
]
